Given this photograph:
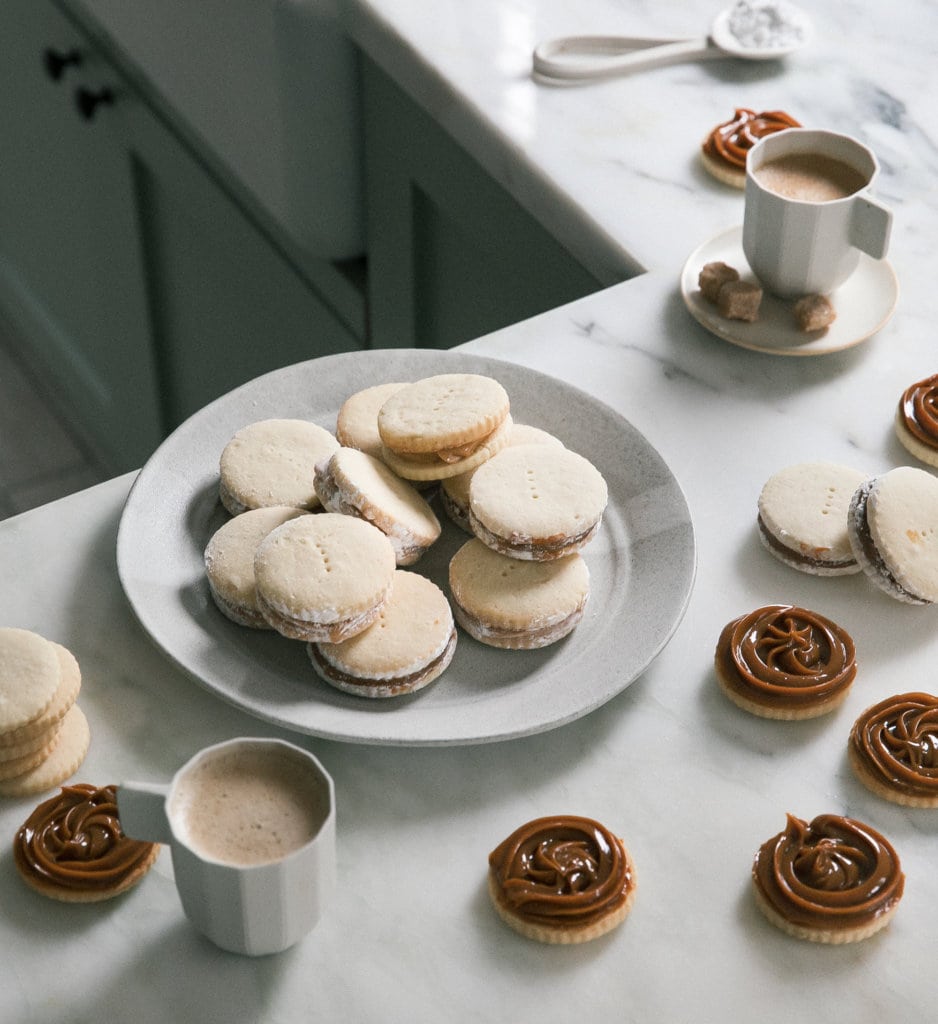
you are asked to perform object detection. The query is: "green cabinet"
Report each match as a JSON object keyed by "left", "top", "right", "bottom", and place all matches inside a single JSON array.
[
  {"left": 361, "top": 58, "right": 606, "bottom": 351},
  {"left": 0, "top": 0, "right": 364, "bottom": 472}
]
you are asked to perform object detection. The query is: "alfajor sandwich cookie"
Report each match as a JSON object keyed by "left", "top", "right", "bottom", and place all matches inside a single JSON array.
[
  {"left": 204, "top": 506, "right": 310, "bottom": 627},
  {"left": 377, "top": 373, "right": 512, "bottom": 481},
  {"left": 441, "top": 423, "right": 564, "bottom": 534},
  {"left": 218, "top": 418, "right": 339, "bottom": 515},
  {"left": 758, "top": 462, "right": 868, "bottom": 576},
  {"left": 314, "top": 447, "right": 441, "bottom": 565},
  {"left": 254, "top": 513, "right": 397, "bottom": 642},
  {"left": 467, "top": 444, "right": 607, "bottom": 561},
  {"left": 448, "top": 538, "right": 590, "bottom": 649},
  {"left": 847, "top": 466, "right": 938, "bottom": 604},
  {"left": 309, "top": 570, "right": 456, "bottom": 698}
]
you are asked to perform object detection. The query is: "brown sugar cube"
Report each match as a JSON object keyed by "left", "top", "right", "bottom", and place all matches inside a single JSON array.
[
  {"left": 794, "top": 294, "right": 836, "bottom": 332},
  {"left": 698, "top": 261, "right": 740, "bottom": 303},
  {"left": 716, "top": 280, "right": 762, "bottom": 322}
]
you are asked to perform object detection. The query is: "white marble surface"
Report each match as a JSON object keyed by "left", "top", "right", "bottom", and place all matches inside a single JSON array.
[
  {"left": 3, "top": 267, "right": 938, "bottom": 1021},
  {"left": 4, "top": 1, "right": 938, "bottom": 1020},
  {"left": 342, "top": 0, "right": 938, "bottom": 309}
]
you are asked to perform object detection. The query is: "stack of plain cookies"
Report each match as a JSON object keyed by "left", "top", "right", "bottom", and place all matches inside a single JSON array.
[
  {"left": 0, "top": 627, "right": 90, "bottom": 797},
  {"left": 206, "top": 372, "right": 609, "bottom": 699}
]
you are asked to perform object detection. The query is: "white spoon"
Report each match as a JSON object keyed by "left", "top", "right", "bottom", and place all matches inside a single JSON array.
[{"left": 532, "top": 2, "right": 813, "bottom": 83}]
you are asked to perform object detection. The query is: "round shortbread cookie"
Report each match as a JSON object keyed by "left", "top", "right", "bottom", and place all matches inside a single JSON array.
[
  {"left": 14, "top": 783, "right": 160, "bottom": 902},
  {"left": 700, "top": 146, "right": 747, "bottom": 189},
  {"left": 218, "top": 418, "right": 339, "bottom": 515},
  {"left": 381, "top": 415, "right": 513, "bottom": 482},
  {"left": 0, "top": 704, "right": 90, "bottom": 797},
  {"left": 468, "top": 444, "right": 607, "bottom": 560},
  {"left": 0, "top": 642, "right": 81, "bottom": 748},
  {"left": 442, "top": 423, "right": 565, "bottom": 533},
  {"left": 314, "top": 448, "right": 441, "bottom": 565},
  {"left": 757, "top": 462, "right": 867, "bottom": 576},
  {"left": 847, "top": 466, "right": 938, "bottom": 604},
  {"left": 0, "top": 734, "right": 59, "bottom": 778},
  {"left": 254, "top": 513, "right": 397, "bottom": 642},
  {"left": 377, "top": 373, "right": 510, "bottom": 455},
  {"left": 0, "top": 628, "right": 62, "bottom": 734},
  {"left": 0, "top": 723, "right": 62, "bottom": 762},
  {"left": 336, "top": 382, "right": 409, "bottom": 459},
  {"left": 204, "top": 506, "right": 310, "bottom": 628},
  {"left": 449, "top": 539, "right": 590, "bottom": 649},
  {"left": 309, "top": 570, "right": 457, "bottom": 698}
]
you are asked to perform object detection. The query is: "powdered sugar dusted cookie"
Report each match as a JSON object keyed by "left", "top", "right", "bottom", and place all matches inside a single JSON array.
[
  {"left": 309, "top": 570, "right": 456, "bottom": 698},
  {"left": 314, "top": 448, "right": 441, "bottom": 565},
  {"left": 847, "top": 466, "right": 938, "bottom": 604},
  {"left": 204, "top": 506, "right": 310, "bottom": 627},
  {"left": 336, "top": 382, "right": 409, "bottom": 459},
  {"left": 377, "top": 373, "right": 512, "bottom": 481},
  {"left": 758, "top": 462, "right": 868, "bottom": 576},
  {"left": 441, "top": 423, "right": 564, "bottom": 533},
  {"left": 218, "top": 418, "right": 339, "bottom": 515},
  {"left": 468, "top": 444, "right": 607, "bottom": 560},
  {"left": 449, "top": 539, "right": 590, "bottom": 649},
  {"left": 254, "top": 513, "right": 397, "bottom": 642}
]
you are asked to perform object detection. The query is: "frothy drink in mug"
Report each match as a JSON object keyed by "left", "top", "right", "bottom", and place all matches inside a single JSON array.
[
  {"left": 743, "top": 128, "right": 892, "bottom": 297},
  {"left": 754, "top": 153, "right": 869, "bottom": 203},
  {"left": 169, "top": 745, "right": 327, "bottom": 866}
]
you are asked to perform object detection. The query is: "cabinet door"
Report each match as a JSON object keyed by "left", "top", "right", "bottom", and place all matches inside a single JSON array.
[
  {"left": 113, "top": 94, "right": 364, "bottom": 429},
  {"left": 362, "top": 59, "right": 605, "bottom": 350},
  {"left": 0, "top": 0, "right": 163, "bottom": 471}
]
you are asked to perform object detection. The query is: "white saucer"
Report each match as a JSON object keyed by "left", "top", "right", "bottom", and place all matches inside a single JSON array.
[{"left": 680, "top": 226, "right": 899, "bottom": 356}]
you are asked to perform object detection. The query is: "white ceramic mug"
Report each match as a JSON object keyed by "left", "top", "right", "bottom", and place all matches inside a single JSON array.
[
  {"left": 118, "top": 737, "right": 336, "bottom": 956},
  {"left": 742, "top": 128, "right": 892, "bottom": 297}
]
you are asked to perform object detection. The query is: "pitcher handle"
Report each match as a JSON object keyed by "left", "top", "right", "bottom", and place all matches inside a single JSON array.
[
  {"left": 850, "top": 194, "right": 892, "bottom": 260},
  {"left": 117, "top": 781, "right": 173, "bottom": 845}
]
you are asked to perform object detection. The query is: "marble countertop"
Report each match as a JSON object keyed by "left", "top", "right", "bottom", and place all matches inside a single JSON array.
[
  {"left": 4, "top": 2, "right": 938, "bottom": 1021},
  {"left": 3, "top": 268, "right": 938, "bottom": 1022}
]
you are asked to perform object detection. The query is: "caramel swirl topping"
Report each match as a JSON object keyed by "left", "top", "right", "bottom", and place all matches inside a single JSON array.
[
  {"left": 14, "top": 783, "right": 156, "bottom": 893},
  {"left": 753, "top": 814, "right": 904, "bottom": 931},
  {"left": 489, "top": 815, "right": 632, "bottom": 928},
  {"left": 850, "top": 692, "right": 938, "bottom": 798},
  {"left": 898, "top": 373, "right": 938, "bottom": 449},
  {"left": 716, "top": 605, "right": 856, "bottom": 709},
  {"left": 703, "top": 108, "right": 801, "bottom": 169}
]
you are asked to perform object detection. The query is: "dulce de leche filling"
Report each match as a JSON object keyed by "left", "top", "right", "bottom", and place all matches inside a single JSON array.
[
  {"left": 14, "top": 783, "right": 157, "bottom": 893},
  {"left": 753, "top": 813, "right": 904, "bottom": 932},
  {"left": 716, "top": 605, "right": 856, "bottom": 710},
  {"left": 898, "top": 373, "right": 938, "bottom": 450},
  {"left": 702, "top": 108, "right": 801, "bottom": 170},
  {"left": 488, "top": 815, "right": 633, "bottom": 930},
  {"left": 850, "top": 692, "right": 938, "bottom": 799}
]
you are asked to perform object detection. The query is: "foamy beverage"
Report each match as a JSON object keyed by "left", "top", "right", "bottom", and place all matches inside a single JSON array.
[
  {"left": 755, "top": 153, "right": 868, "bottom": 203},
  {"left": 169, "top": 745, "right": 327, "bottom": 866},
  {"left": 743, "top": 128, "right": 891, "bottom": 297}
]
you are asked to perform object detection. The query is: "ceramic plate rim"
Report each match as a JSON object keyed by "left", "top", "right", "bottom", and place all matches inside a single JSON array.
[
  {"left": 116, "top": 349, "right": 696, "bottom": 746},
  {"left": 681, "top": 225, "right": 898, "bottom": 355}
]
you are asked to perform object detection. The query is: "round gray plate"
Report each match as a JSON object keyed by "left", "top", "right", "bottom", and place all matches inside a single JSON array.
[{"left": 117, "top": 349, "right": 695, "bottom": 745}]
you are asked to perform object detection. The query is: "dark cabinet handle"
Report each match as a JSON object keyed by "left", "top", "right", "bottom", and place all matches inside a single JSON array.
[
  {"left": 43, "top": 47, "right": 82, "bottom": 81},
  {"left": 75, "top": 86, "right": 114, "bottom": 121}
]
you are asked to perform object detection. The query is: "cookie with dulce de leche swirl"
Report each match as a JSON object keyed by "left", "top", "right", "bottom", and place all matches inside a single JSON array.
[
  {"left": 895, "top": 372, "right": 938, "bottom": 468},
  {"left": 14, "top": 783, "right": 159, "bottom": 902},
  {"left": 752, "top": 813, "right": 904, "bottom": 944},
  {"left": 714, "top": 604, "right": 856, "bottom": 719},
  {"left": 487, "top": 815, "right": 636, "bottom": 944},
  {"left": 848, "top": 692, "right": 938, "bottom": 807}
]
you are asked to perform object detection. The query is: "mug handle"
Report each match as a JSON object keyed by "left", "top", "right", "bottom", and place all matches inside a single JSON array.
[
  {"left": 117, "top": 781, "right": 173, "bottom": 845},
  {"left": 850, "top": 194, "right": 892, "bottom": 260}
]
